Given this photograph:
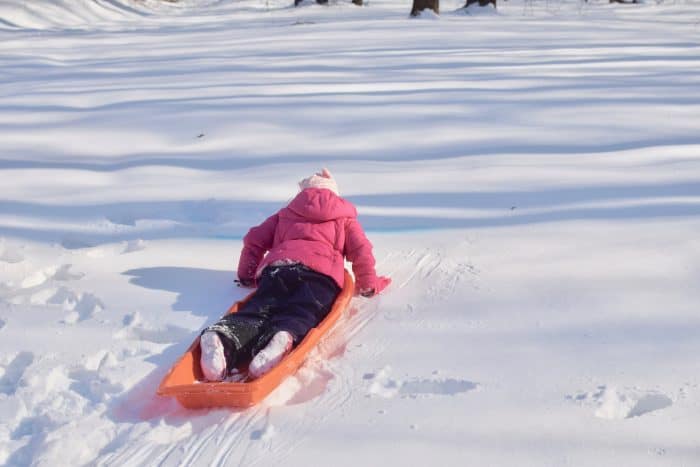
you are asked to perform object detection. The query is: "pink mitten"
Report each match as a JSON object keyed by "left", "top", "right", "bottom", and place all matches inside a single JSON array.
[
  {"left": 359, "top": 276, "right": 391, "bottom": 297},
  {"left": 375, "top": 276, "right": 391, "bottom": 295}
]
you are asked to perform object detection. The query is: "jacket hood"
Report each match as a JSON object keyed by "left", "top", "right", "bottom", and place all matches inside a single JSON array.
[{"left": 285, "top": 188, "right": 357, "bottom": 222}]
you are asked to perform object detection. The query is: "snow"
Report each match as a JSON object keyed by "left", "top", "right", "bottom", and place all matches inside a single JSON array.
[{"left": 1, "top": 0, "right": 700, "bottom": 465}]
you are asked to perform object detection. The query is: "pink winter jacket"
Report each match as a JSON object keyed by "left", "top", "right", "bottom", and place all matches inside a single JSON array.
[{"left": 237, "top": 188, "right": 379, "bottom": 291}]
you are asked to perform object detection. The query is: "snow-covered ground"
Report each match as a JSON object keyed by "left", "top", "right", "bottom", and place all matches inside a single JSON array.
[{"left": 2, "top": 0, "right": 700, "bottom": 465}]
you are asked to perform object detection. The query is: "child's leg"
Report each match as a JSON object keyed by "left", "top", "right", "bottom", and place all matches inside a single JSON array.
[
  {"left": 199, "top": 331, "right": 227, "bottom": 381},
  {"left": 199, "top": 266, "right": 295, "bottom": 378},
  {"left": 265, "top": 265, "right": 341, "bottom": 344},
  {"left": 248, "top": 330, "right": 294, "bottom": 379},
  {"left": 247, "top": 266, "right": 339, "bottom": 378},
  {"left": 201, "top": 310, "right": 271, "bottom": 372}
]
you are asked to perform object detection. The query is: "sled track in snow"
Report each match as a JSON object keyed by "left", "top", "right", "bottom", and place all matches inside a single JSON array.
[
  {"left": 96, "top": 405, "right": 268, "bottom": 466},
  {"left": 237, "top": 297, "right": 382, "bottom": 467},
  {"left": 93, "top": 296, "right": 380, "bottom": 467}
]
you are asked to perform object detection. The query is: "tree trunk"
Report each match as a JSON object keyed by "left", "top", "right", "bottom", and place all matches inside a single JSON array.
[
  {"left": 465, "top": 0, "right": 496, "bottom": 7},
  {"left": 411, "top": 0, "right": 439, "bottom": 16}
]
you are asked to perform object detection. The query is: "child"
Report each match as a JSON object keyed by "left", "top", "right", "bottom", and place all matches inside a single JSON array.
[{"left": 200, "top": 169, "right": 391, "bottom": 381}]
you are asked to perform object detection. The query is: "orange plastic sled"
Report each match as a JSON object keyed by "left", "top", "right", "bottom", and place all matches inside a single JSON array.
[{"left": 157, "top": 270, "right": 354, "bottom": 409}]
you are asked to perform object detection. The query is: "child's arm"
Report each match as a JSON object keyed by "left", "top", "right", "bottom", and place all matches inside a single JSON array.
[
  {"left": 344, "top": 218, "right": 390, "bottom": 297},
  {"left": 237, "top": 214, "right": 279, "bottom": 285}
]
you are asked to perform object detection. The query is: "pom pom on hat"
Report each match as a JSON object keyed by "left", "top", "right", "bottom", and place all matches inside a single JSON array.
[{"left": 299, "top": 168, "right": 339, "bottom": 195}]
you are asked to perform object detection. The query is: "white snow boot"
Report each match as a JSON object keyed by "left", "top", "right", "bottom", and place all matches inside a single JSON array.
[
  {"left": 249, "top": 331, "right": 294, "bottom": 379},
  {"left": 200, "top": 331, "right": 227, "bottom": 382}
]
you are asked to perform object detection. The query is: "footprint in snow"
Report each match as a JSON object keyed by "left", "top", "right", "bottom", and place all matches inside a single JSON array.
[
  {"left": 365, "top": 367, "right": 477, "bottom": 399},
  {"left": 68, "top": 367, "right": 124, "bottom": 403},
  {"left": 0, "top": 244, "right": 24, "bottom": 263},
  {"left": 7, "top": 264, "right": 84, "bottom": 296},
  {"left": 1, "top": 264, "right": 104, "bottom": 324},
  {"left": 60, "top": 237, "right": 96, "bottom": 250},
  {"left": 20, "top": 269, "right": 51, "bottom": 290},
  {"left": 0, "top": 352, "right": 34, "bottom": 396},
  {"left": 60, "top": 292, "right": 105, "bottom": 324},
  {"left": 567, "top": 385, "right": 673, "bottom": 419},
  {"left": 114, "top": 311, "right": 192, "bottom": 344},
  {"left": 53, "top": 264, "right": 85, "bottom": 281},
  {"left": 400, "top": 378, "right": 478, "bottom": 397},
  {"left": 122, "top": 239, "right": 147, "bottom": 254},
  {"left": 365, "top": 367, "right": 401, "bottom": 398}
]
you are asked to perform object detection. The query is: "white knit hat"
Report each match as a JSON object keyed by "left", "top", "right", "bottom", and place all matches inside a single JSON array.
[{"left": 299, "top": 168, "right": 339, "bottom": 195}]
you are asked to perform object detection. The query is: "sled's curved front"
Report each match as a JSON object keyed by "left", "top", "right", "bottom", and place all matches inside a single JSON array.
[{"left": 157, "top": 270, "right": 354, "bottom": 409}]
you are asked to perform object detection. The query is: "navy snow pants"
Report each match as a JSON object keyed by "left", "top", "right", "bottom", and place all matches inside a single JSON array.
[{"left": 203, "top": 264, "right": 341, "bottom": 370}]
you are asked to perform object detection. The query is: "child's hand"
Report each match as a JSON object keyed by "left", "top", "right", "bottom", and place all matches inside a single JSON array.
[
  {"left": 235, "top": 278, "right": 255, "bottom": 288},
  {"left": 375, "top": 276, "right": 391, "bottom": 295},
  {"left": 358, "top": 276, "right": 391, "bottom": 297}
]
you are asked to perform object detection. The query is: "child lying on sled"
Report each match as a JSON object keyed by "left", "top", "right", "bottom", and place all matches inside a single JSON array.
[{"left": 200, "top": 169, "right": 391, "bottom": 381}]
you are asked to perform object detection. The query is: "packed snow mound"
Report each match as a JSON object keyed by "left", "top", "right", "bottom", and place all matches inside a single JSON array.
[
  {"left": 0, "top": 0, "right": 144, "bottom": 29},
  {"left": 0, "top": 0, "right": 223, "bottom": 30}
]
